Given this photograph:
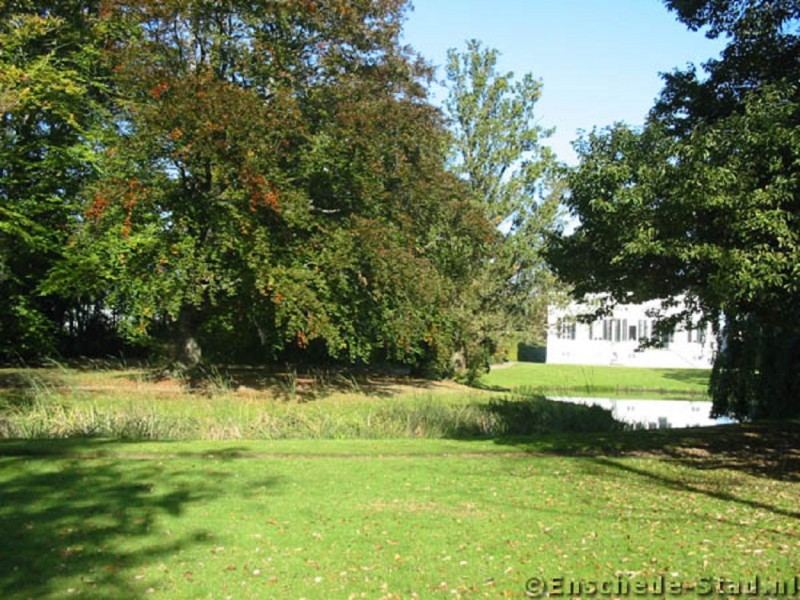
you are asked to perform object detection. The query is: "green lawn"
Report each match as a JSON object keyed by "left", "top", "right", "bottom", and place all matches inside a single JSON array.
[
  {"left": 1, "top": 426, "right": 798, "bottom": 599},
  {"left": 1, "top": 366, "right": 796, "bottom": 599},
  {"left": 482, "top": 363, "right": 711, "bottom": 398}
]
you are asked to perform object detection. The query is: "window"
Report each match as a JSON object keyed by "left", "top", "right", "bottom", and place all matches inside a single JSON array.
[
  {"left": 688, "top": 324, "right": 708, "bottom": 344},
  {"left": 603, "top": 320, "right": 611, "bottom": 341},
  {"left": 661, "top": 331, "right": 675, "bottom": 348},
  {"left": 602, "top": 319, "right": 630, "bottom": 342},
  {"left": 557, "top": 319, "right": 576, "bottom": 340}
]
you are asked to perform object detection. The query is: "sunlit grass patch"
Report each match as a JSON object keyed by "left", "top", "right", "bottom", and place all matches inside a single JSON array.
[
  {"left": 482, "top": 363, "right": 711, "bottom": 398},
  {"left": 0, "top": 433, "right": 797, "bottom": 599}
]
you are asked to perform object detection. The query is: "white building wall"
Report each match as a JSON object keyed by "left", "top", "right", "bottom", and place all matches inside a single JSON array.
[{"left": 546, "top": 299, "right": 715, "bottom": 369}]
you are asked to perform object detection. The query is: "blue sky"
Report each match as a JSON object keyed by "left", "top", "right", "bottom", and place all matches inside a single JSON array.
[{"left": 401, "top": 0, "right": 727, "bottom": 164}]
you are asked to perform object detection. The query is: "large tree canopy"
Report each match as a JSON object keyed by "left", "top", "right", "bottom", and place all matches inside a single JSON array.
[
  {"left": 2, "top": 0, "right": 492, "bottom": 373},
  {"left": 549, "top": 0, "right": 800, "bottom": 420}
]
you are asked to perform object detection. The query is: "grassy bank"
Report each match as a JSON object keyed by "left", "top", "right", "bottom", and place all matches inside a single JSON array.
[
  {"left": 0, "top": 363, "right": 714, "bottom": 440},
  {"left": 1, "top": 424, "right": 798, "bottom": 599},
  {"left": 483, "top": 363, "right": 711, "bottom": 398},
  {"left": 0, "top": 366, "right": 623, "bottom": 440}
]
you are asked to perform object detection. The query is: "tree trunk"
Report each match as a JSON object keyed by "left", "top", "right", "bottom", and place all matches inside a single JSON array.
[
  {"left": 451, "top": 345, "right": 467, "bottom": 375},
  {"left": 173, "top": 306, "right": 202, "bottom": 368}
]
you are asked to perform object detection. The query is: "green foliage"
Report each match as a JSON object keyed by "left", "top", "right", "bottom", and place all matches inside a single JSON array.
[
  {"left": 516, "top": 341, "right": 546, "bottom": 363},
  {"left": 443, "top": 40, "right": 561, "bottom": 377},
  {"left": 549, "top": 1, "right": 800, "bottom": 420},
  {"left": 710, "top": 317, "right": 800, "bottom": 421},
  {"left": 444, "top": 40, "right": 553, "bottom": 224},
  {"left": 656, "top": 0, "right": 800, "bottom": 134},
  {"left": 0, "top": 3, "right": 110, "bottom": 359},
  {"left": 18, "top": 0, "right": 491, "bottom": 372}
]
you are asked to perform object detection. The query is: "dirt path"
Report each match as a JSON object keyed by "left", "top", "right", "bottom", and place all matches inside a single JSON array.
[{"left": 489, "top": 361, "right": 518, "bottom": 370}]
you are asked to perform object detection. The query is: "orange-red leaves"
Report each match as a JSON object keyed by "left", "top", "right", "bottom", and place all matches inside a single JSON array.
[
  {"left": 240, "top": 168, "right": 281, "bottom": 214},
  {"left": 86, "top": 193, "right": 109, "bottom": 222},
  {"left": 150, "top": 81, "right": 169, "bottom": 99},
  {"left": 120, "top": 179, "right": 142, "bottom": 238},
  {"left": 296, "top": 331, "right": 308, "bottom": 349}
]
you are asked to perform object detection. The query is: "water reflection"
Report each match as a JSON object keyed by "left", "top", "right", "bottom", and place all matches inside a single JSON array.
[{"left": 548, "top": 397, "right": 737, "bottom": 429}]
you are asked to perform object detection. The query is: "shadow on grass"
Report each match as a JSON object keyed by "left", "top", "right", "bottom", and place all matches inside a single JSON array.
[
  {"left": 487, "top": 420, "right": 800, "bottom": 523},
  {"left": 0, "top": 371, "right": 33, "bottom": 390},
  {"left": 0, "top": 438, "right": 271, "bottom": 599},
  {"left": 2, "top": 363, "right": 441, "bottom": 404},
  {"left": 589, "top": 454, "right": 800, "bottom": 520},
  {"left": 659, "top": 368, "right": 712, "bottom": 388},
  {"left": 450, "top": 396, "right": 625, "bottom": 438},
  {"left": 494, "top": 422, "right": 800, "bottom": 479},
  {"left": 139, "top": 364, "right": 438, "bottom": 402},
  {"left": 464, "top": 379, "right": 511, "bottom": 393},
  {"left": 439, "top": 394, "right": 800, "bottom": 517}
]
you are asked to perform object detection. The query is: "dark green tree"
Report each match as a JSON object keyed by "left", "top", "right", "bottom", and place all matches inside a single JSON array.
[
  {"left": 43, "top": 0, "right": 489, "bottom": 372},
  {"left": 549, "top": 0, "right": 800, "bottom": 420},
  {"left": 0, "top": 2, "right": 115, "bottom": 359}
]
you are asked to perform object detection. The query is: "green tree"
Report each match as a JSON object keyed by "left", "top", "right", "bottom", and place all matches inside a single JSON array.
[
  {"left": 443, "top": 40, "right": 560, "bottom": 375},
  {"left": 0, "top": 2, "right": 110, "bottom": 359},
  {"left": 44, "top": 0, "right": 488, "bottom": 372},
  {"left": 549, "top": 0, "right": 800, "bottom": 420}
]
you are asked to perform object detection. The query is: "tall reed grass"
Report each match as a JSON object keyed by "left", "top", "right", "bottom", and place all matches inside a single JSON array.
[
  {"left": 0, "top": 385, "right": 624, "bottom": 440},
  {"left": 0, "top": 364, "right": 625, "bottom": 440}
]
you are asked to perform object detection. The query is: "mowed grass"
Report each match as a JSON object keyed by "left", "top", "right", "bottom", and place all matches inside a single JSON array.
[
  {"left": 1, "top": 427, "right": 799, "bottom": 600},
  {"left": 482, "top": 363, "right": 711, "bottom": 398},
  {"left": 0, "top": 367, "right": 798, "bottom": 598}
]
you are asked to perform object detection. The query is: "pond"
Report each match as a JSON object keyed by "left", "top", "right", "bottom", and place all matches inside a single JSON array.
[{"left": 548, "top": 396, "right": 737, "bottom": 429}]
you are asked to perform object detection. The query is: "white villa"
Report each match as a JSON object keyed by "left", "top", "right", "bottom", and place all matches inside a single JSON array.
[{"left": 546, "top": 298, "right": 715, "bottom": 369}]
